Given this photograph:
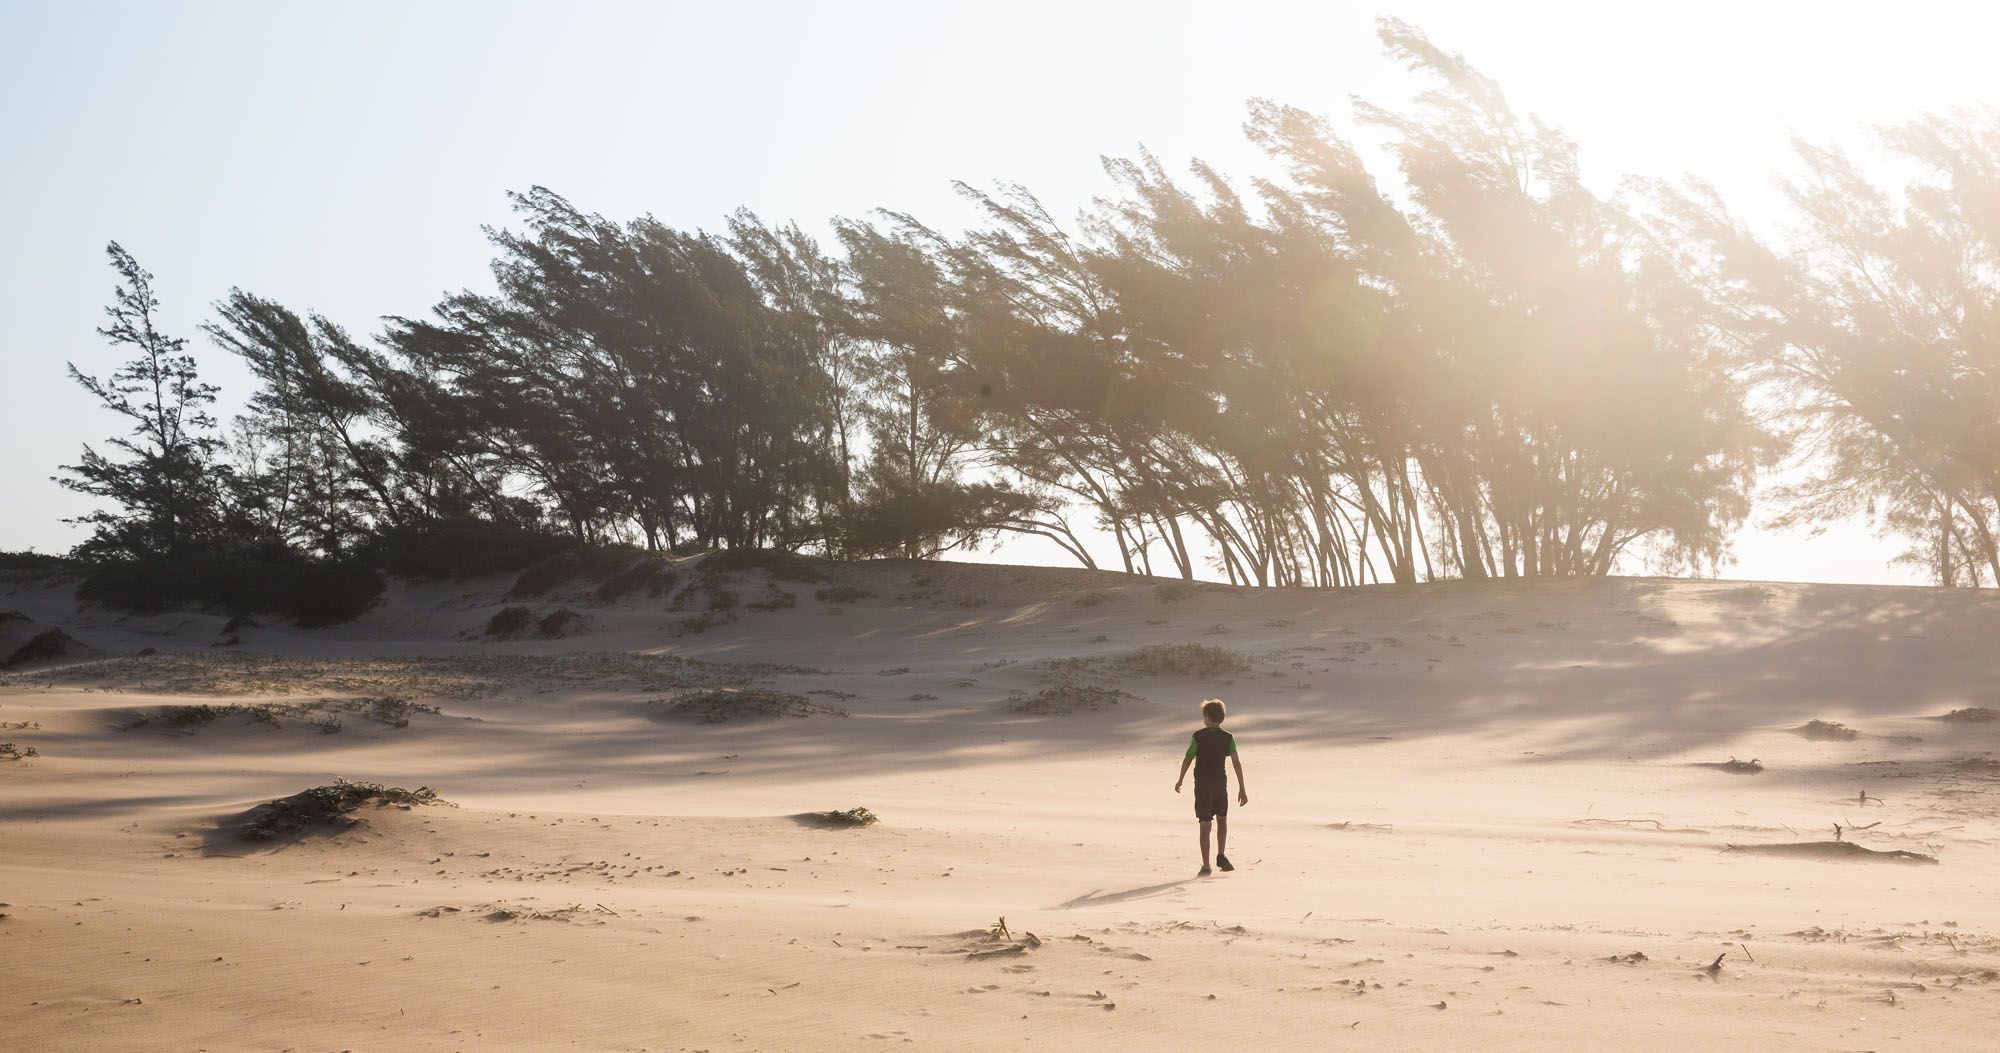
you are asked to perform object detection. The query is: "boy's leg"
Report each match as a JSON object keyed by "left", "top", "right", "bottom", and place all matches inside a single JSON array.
[
  {"left": 1216, "top": 814, "right": 1228, "bottom": 858},
  {"left": 1198, "top": 820, "right": 1212, "bottom": 868}
]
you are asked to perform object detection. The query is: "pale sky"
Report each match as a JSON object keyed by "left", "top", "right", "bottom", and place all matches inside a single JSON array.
[{"left": 6, "top": 1, "right": 1994, "bottom": 584}]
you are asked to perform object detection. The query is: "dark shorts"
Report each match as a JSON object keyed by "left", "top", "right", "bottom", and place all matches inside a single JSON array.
[{"left": 1194, "top": 776, "right": 1229, "bottom": 822}]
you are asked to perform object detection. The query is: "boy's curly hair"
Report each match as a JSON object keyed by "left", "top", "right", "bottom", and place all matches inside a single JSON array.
[{"left": 1201, "top": 698, "right": 1226, "bottom": 723}]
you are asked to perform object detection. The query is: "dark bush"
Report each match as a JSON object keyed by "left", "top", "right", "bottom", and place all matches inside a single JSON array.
[
  {"left": 595, "top": 559, "right": 676, "bottom": 603},
  {"left": 537, "top": 607, "right": 585, "bottom": 638},
  {"left": 484, "top": 606, "right": 534, "bottom": 639},
  {"left": 704, "top": 549, "right": 822, "bottom": 582},
  {"left": 0, "top": 551, "right": 73, "bottom": 574},
  {"left": 509, "top": 546, "right": 645, "bottom": 597},
  {"left": 4, "top": 629, "right": 75, "bottom": 669},
  {"left": 362, "top": 518, "right": 572, "bottom": 581},
  {"left": 815, "top": 584, "right": 875, "bottom": 603},
  {"left": 75, "top": 547, "right": 383, "bottom": 627}
]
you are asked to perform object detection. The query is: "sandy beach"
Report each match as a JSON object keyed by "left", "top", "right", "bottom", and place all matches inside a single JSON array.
[{"left": 4, "top": 559, "right": 1997, "bottom": 1050}]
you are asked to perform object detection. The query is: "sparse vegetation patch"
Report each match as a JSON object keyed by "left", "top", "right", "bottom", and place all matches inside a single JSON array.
[
  {"left": 241, "top": 779, "right": 448, "bottom": 840},
  {"left": 658, "top": 687, "right": 847, "bottom": 722},
  {"left": 1009, "top": 680, "right": 1136, "bottom": 715},
  {"left": 815, "top": 584, "right": 875, "bottom": 603},
  {"left": 800, "top": 806, "right": 879, "bottom": 828},
  {"left": 1942, "top": 707, "right": 1997, "bottom": 723},
  {"left": 1795, "top": 719, "right": 1860, "bottom": 741},
  {"left": 4, "top": 629, "right": 75, "bottom": 669}
]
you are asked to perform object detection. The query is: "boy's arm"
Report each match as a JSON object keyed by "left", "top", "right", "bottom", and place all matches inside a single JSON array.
[
  {"left": 1174, "top": 738, "right": 1195, "bottom": 792},
  {"left": 1231, "top": 746, "right": 1247, "bottom": 805}
]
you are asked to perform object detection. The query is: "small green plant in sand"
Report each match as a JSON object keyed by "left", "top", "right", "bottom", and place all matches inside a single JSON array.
[
  {"left": 802, "top": 806, "right": 879, "bottom": 828},
  {"left": 242, "top": 779, "right": 448, "bottom": 840},
  {"left": 0, "top": 742, "right": 38, "bottom": 760},
  {"left": 659, "top": 687, "right": 848, "bottom": 722}
]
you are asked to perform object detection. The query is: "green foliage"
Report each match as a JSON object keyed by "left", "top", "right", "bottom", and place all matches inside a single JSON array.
[{"left": 0, "top": 742, "right": 39, "bottom": 760}]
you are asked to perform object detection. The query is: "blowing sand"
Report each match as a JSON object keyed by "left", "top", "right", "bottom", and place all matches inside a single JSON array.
[{"left": 3, "top": 562, "right": 1997, "bottom": 1050}]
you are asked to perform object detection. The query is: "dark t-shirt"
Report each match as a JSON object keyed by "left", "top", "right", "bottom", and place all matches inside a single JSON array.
[{"left": 1185, "top": 726, "right": 1237, "bottom": 779}]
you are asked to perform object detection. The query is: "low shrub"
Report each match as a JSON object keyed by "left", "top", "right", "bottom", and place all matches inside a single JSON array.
[
  {"left": 242, "top": 780, "right": 448, "bottom": 840},
  {"left": 1795, "top": 719, "right": 1860, "bottom": 741},
  {"left": 814, "top": 584, "right": 875, "bottom": 603},
  {"left": 76, "top": 548, "right": 383, "bottom": 628},
  {"left": 1071, "top": 591, "right": 1111, "bottom": 608},
  {"left": 707, "top": 588, "right": 741, "bottom": 611},
  {"left": 484, "top": 606, "right": 535, "bottom": 639},
  {"left": 595, "top": 559, "right": 676, "bottom": 604},
  {"left": 0, "top": 742, "right": 38, "bottom": 760},
  {"left": 4, "top": 628, "right": 74, "bottom": 669},
  {"left": 363, "top": 518, "right": 570, "bottom": 581},
  {"left": 658, "top": 687, "right": 847, "bottom": 722},
  {"left": 705, "top": 549, "right": 822, "bottom": 583},
  {"left": 537, "top": 607, "right": 585, "bottom": 638},
  {"left": 747, "top": 588, "right": 797, "bottom": 612},
  {"left": 1942, "top": 707, "right": 1997, "bottom": 723},
  {"left": 1009, "top": 680, "right": 1136, "bottom": 715},
  {"left": 1113, "top": 643, "right": 1252, "bottom": 678},
  {"left": 0, "top": 550, "right": 73, "bottom": 574},
  {"left": 801, "top": 806, "right": 878, "bottom": 828},
  {"left": 1155, "top": 581, "right": 1199, "bottom": 604}
]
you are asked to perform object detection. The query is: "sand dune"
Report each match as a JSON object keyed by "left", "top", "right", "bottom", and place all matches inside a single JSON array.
[{"left": 3, "top": 561, "right": 1997, "bottom": 1050}]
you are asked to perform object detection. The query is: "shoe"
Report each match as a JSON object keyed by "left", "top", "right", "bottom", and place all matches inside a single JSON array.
[
  {"left": 1216, "top": 855, "right": 1234, "bottom": 872},
  {"left": 1198, "top": 864, "right": 1213, "bottom": 876}
]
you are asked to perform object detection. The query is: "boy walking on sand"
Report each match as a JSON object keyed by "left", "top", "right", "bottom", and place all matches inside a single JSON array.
[{"left": 1174, "top": 698, "right": 1247, "bottom": 876}]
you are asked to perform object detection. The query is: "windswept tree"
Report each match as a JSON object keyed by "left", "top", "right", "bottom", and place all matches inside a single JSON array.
[
  {"left": 1652, "top": 110, "right": 2000, "bottom": 586},
  {"left": 58, "top": 243, "right": 231, "bottom": 561}
]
